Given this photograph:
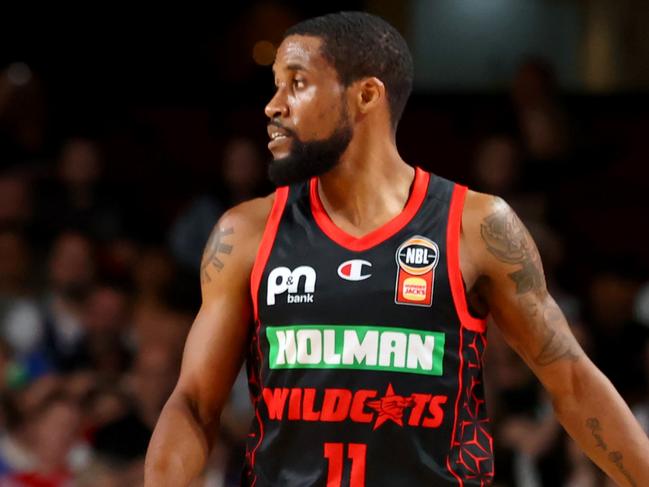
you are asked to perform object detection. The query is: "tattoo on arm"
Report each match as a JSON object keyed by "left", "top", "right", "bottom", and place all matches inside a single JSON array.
[
  {"left": 586, "top": 418, "right": 638, "bottom": 487},
  {"left": 481, "top": 198, "right": 580, "bottom": 366},
  {"left": 200, "top": 226, "right": 234, "bottom": 284},
  {"left": 609, "top": 452, "right": 638, "bottom": 487},
  {"left": 585, "top": 417, "right": 608, "bottom": 450},
  {"left": 480, "top": 199, "right": 544, "bottom": 295},
  {"left": 518, "top": 295, "right": 580, "bottom": 366}
]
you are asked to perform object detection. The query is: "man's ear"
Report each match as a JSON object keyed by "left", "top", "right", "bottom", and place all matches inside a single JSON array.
[{"left": 354, "top": 77, "right": 386, "bottom": 116}]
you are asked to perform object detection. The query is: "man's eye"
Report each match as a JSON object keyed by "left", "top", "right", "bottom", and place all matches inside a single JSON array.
[{"left": 293, "top": 79, "right": 305, "bottom": 89}]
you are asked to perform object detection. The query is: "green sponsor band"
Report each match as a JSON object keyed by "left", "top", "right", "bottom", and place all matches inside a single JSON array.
[{"left": 267, "top": 324, "right": 445, "bottom": 376}]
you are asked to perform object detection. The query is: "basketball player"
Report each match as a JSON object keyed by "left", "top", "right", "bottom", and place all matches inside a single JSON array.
[{"left": 145, "top": 12, "right": 649, "bottom": 486}]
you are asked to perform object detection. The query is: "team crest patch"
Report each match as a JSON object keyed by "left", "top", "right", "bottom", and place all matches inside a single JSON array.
[{"left": 394, "top": 236, "right": 439, "bottom": 307}]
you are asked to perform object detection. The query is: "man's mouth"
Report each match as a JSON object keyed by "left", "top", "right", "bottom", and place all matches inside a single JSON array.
[
  {"left": 267, "top": 124, "right": 293, "bottom": 150},
  {"left": 267, "top": 122, "right": 293, "bottom": 141},
  {"left": 270, "top": 132, "right": 289, "bottom": 141}
]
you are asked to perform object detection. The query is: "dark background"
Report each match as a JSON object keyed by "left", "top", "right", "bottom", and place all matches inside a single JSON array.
[{"left": 1, "top": 2, "right": 648, "bottom": 486}]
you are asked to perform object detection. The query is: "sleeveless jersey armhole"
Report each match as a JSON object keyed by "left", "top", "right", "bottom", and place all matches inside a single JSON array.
[
  {"left": 447, "top": 184, "right": 488, "bottom": 333},
  {"left": 250, "top": 187, "right": 289, "bottom": 323}
]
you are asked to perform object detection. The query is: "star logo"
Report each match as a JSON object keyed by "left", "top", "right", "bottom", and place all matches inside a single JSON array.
[{"left": 365, "top": 383, "right": 416, "bottom": 430}]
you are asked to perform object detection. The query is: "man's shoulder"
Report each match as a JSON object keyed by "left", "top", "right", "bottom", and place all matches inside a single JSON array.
[
  {"left": 219, "top": 192, "right": 276, "bottom": 241},
  {"left": 462, "top": 189, "right": 500, "bottom": 227},
  {"left": 458, "top": 189, "right": 511, "bottom": 258},
  {"left": 200, "top": 192, "right": 277, "bottom": 293}
]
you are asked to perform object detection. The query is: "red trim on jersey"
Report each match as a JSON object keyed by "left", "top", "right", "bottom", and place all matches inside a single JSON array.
[
  {"left": 248, "top": 186, "right": 288, "bottom": 481},
  {"left": 446, "top": 456, "right": 464, "bottom": 487},
  {"left": 250, "top": 186, "right": 289, "bottom": 322},
  {"left": 447, "top": 318, "right": 466, "bottom": 485},
  {"left": 250, "top": 404, "right": 264, "bottom": 487},
  {"left": 248, "top": 312, "right": 267, "bottom": 481},
  {"left": 309, "top": 167, "right": 430, "bottom": 252},
  {"left": 446, "top": 184, "right": 485, "bottom": 485},
  {"left": 447, "top": 184, "right": 487, "bottom": 333}
]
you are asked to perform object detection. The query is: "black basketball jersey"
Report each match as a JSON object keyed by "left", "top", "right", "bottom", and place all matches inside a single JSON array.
[{"left": 242, "top": 167, "right": 494, "bottom": 486}]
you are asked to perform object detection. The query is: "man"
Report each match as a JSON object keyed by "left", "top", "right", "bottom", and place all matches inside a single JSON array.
[{"left": 145, "top": 12, "right": 649, "bottom": 486}]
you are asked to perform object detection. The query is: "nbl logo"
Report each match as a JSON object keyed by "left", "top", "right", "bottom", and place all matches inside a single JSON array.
[
  {"left": 398, "top": 243, "right": 437, "bottom": 274},
  {"left": 395, "top": 236, "right": 439, "bottom": 307}
]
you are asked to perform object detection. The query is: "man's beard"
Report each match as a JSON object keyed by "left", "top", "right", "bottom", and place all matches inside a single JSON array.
[{"left": 268, "top": 119, "right": 353, "bottom": 186}]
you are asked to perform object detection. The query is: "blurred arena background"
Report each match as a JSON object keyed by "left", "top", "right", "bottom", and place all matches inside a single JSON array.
[{"left": 1, "top": 1, "right": 648, "bottom": 486}]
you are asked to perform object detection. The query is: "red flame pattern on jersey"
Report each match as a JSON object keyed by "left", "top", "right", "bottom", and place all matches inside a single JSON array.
[{"left": 449, "top": 329, "right": 494, "bottom": 485}]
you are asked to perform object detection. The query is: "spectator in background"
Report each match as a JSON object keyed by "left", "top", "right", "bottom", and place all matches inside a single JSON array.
[
  {"left": 1, "top": 231, "right": 96, "bottom": 375},
  {"left": 81, "top": 385, "right": 130, "bottom": 439},
  {"left": 1, "top": 389, "right": 87, "bottom": 487},
  {"left": 471, "top": 132, "right": 549, "bottom": 223},
  {"left": 0, "top": 63, "right": 49, "bottom": 170},
  {"left": 480, "top": 57, "right": 575, "bottom": 200},
  {"left": 127, "top": 344, "right": 180, "bottom": 431},
  {"left": 0, "top": 177, "right": 39, "bottom": 366},
  {"left": 0, "top": 174, "right": 33, "bottom": 229},
  {"left": 485, "top": 324, "right": 564, "bottom": 486},
  {"left": 0, "top": 174, "right": 37, "bottom": 337},
  {"left": 131, "top": 246, "right": 190, "bottom": 350},
  {"left": 0, "top": 227, "right": 33, "bottom": 305},
  {"left": 74, "top": 386, "right": 136, "bottom": 486},
  {"left": 511, "top": 58, "right": 573, "bottom": 172},
  {"left": 1, "top": 375, "right": 59, "bottom": 477},
  {"left": 0, "top": 339, "right": 11, "bottom": 393},
  {"left": 169, "top": 136, "right": 267, "bottom": 273},
  {"left": 69, "top": 281, "right": 133, "bottom": 379},
  {"left": 220, "top": 137, "right": 268, "bottom": 206},
  {"left": 472, "top": 134, "right": 521, "bottom": 199},
  {"left": 0, "top": 227, "right": 41, "bottom": 375},
  {"left": 22, "top": 392, "right": 84, "bottom": 485},
  {"left": 586, "top": 268, "right": 648, "bottom": 403},
  {"left": 35, "top": 137, "right": 126, "bottom": 243},
  {"left": 91, "top": 343, "right": 180, "bottom": 478},
  {"left": 41, "top": 231, "right": 95, "bottom": 363},
  {"left": 0, "top": 393, "right": 33, "bottom": 478}
]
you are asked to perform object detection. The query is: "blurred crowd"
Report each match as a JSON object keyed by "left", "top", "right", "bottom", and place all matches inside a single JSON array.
[{"left": 1, "top": 53, "right": 648, "bottom": 487}]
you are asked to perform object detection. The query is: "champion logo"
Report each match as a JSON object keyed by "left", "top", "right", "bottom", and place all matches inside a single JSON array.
[{"left": 337, "top": 259, "right": 372, "bottom": 281}]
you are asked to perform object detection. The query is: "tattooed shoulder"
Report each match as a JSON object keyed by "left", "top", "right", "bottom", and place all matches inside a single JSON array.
[
  {"left": 479, "top": 196, "right": 581, "bottom": 366},
  {"left": 200, "top": 224, "right": 234, "bottom": 285},
  {"left": 479, "top": 196, "right": 545, "bottom": 295}
]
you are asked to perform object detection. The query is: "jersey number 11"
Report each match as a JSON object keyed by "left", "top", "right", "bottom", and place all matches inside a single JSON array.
[{"left": 323, "top": 442, "right": 367, "bottom": 487}]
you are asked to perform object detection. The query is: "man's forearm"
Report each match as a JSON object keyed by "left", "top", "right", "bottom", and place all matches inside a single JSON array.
[
  {"left": 145, "top": 393, "right": 218, "bottom": 487},
  {"left": 551, "top": 358, "right": 649, "bottom": 487}
]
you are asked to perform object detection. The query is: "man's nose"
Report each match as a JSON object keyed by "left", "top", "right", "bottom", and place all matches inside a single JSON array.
[{"left": 265, "top": 91, "right": 288, "bottom": 119}]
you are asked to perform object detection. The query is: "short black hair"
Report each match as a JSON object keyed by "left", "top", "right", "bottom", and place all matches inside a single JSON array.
[{"left": 285, "top": 11, "right": 414, "bottom": 130}]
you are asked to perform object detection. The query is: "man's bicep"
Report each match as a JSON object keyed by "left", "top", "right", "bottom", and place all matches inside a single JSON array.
[
  {"left": 488, "top": 286, "right": 582, "bottom": 370},
  {"left": 175, "top": 208, "right": 258, "bottom": 423},
  {"left": 467, "top": 194, "right": 584, "bottom": 387}
]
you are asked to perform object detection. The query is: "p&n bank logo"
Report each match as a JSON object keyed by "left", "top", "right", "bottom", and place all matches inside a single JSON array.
[{"left": 267, "top": 266, "right": 316, "bottom": 305}]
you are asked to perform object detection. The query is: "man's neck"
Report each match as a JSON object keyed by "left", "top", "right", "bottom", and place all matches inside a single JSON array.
[{"left": 316, "top": 141, "right": 416, "bottom": 237}]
